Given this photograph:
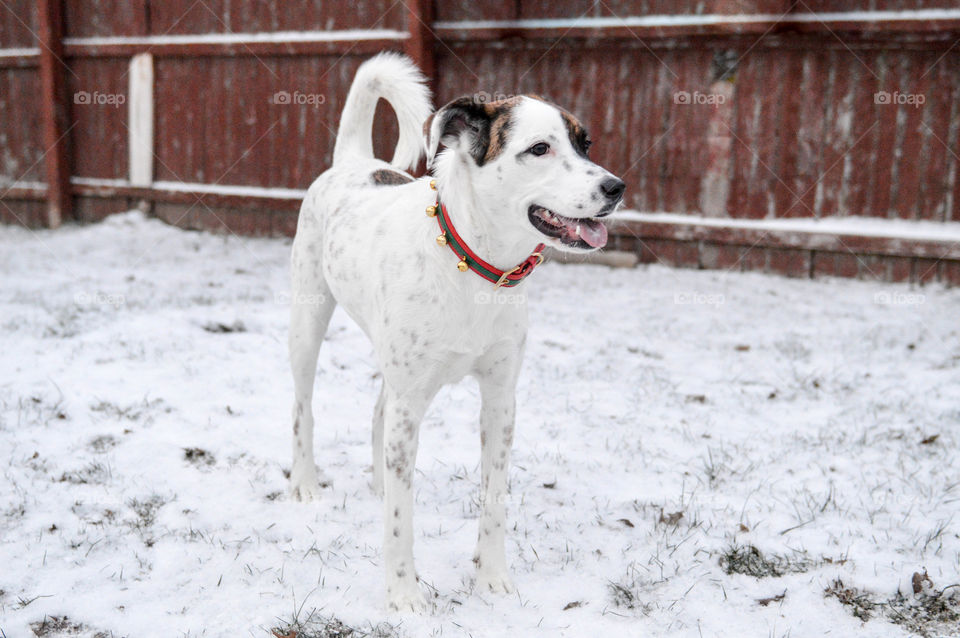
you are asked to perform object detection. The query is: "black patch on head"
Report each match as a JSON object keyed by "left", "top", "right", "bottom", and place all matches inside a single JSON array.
[
  {"left": 433, "top": 96, "right": 519, "bottom": 166},
  {"left": 370, "top": 169, "right": 413, "bottom": 186}
]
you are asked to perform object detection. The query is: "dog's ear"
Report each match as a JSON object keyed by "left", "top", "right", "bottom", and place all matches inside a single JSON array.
[{"left": 424, "top": 97, "right": 494, "bottom": 167}]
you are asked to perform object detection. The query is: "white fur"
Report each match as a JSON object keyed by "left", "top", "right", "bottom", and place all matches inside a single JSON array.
[
  {"left": 332, "top": 51, "right": 431, "bottom": 171},
  {"left": 288, "top": 53, "right": 623, "bottom": 612}
]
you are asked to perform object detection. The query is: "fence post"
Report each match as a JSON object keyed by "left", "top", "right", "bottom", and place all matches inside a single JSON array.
[
  {"left": 404, "top": 0, "right": 435, "bottom": 85},
  {"left": 37, "top": 0, "right": 72, "bottom": 228},
  {"left": 128, "top": 53, "right": 155, "bottom": 188}
]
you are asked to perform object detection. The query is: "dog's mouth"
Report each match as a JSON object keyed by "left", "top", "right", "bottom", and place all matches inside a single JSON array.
[{"left": 527, "top": 205, "right": 608, "bottom": 250}]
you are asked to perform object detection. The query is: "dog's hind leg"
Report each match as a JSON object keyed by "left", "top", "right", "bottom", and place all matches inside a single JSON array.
[
  {"left": 371, "top": 384, "right": 386, "bottom": 497},
  {"left": 472, "top": 348, "right": 522, "bottom": 593},
  {"left": 288, "top": 227, "right": 337, "bottom": 502}
]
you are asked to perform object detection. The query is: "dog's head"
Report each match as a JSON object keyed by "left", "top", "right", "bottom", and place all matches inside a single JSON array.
[{"left": 424, "top": 95, "right": 624, "bottom": 252}]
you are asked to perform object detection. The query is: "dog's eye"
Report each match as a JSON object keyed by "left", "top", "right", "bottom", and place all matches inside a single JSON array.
[
  {"left": 528, "top": 142, "right": 550, "bottom": 156},
  {"left": 583, "top": 138, "right": 593, "bottom": 154}
]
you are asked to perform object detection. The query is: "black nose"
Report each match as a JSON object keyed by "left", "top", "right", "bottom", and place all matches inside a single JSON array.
[{"left": 600, "top": 177, "right": 625, "bottom": 201}]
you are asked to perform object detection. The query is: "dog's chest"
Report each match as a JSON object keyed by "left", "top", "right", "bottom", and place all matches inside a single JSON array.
[{"left": 373, "top": 286, "right": 527, "bottom": 387}]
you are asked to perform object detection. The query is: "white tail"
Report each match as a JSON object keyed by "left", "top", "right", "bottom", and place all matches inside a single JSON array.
[{"left": 332, "top": 52, "right": 432, "bottom": 171}]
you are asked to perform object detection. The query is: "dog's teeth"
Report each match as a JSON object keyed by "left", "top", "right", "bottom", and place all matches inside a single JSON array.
[{"left": 575, "top": 224, "right": 581, "bottom": 236}]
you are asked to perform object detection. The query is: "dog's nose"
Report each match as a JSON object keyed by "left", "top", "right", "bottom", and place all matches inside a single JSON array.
[{"left": 600, "top": 177, "right": 625, "bottom": 202}]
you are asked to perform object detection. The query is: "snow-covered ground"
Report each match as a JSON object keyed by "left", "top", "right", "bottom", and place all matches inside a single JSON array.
[{"left": 1, "top": 211, "right": 958, "bottom": 638}]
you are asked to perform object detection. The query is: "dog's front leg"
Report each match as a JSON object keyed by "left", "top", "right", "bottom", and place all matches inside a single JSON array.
[
  {"left": 381, "top": 385, "right": 429, "bottom": 612},
  {"left": 474, "top": 360, "right": 520, "bottom": 594}
]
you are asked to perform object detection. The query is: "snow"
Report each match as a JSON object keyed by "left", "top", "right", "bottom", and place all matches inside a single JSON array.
[
  {"left": 614, "top": 211, "right": 960, "bottom": 243},
  {"left": 0, "top": 48, "right": 38, "bottom": 59},
  {"left": 149, "top": 181, "right": 307, "bottom": 200},
  {"left": 68, "top": 177, "right": 129, "bottom": 189},
  {"left": 69, "top": 177, "right": 308, "bottom": 200},
  {"left": 0, "top": 180, "right": 46, "bottom": 192},
  {"left": 1, "top": 211, "right": 958, "bottom": 637},
  {"left": 62, "top": 29, "right": 409, "bottom": 48},
  {"left": 435, "top": 10, "right": 960, "bottom": 30}
]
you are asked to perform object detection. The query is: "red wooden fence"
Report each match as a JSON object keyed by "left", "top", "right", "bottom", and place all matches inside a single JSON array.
[{"left": 1, "top": 1, "right": 959, "bottom": 283}]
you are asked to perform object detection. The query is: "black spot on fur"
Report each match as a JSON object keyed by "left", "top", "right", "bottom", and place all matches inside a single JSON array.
[{"left": 371, "top": 169, "right": 413, "bottom": 186}]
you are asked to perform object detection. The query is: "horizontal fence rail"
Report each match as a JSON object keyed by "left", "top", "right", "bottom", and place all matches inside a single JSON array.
[{"left": 1, "top": 0, "right": 959, "bottom": 283}]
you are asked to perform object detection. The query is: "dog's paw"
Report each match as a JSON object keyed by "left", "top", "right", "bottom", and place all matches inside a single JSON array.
[
  {"left": 476, "top": 567, "right": 515, "bottom": 594},
  {"left": 289, "top": 466, "right": 326, "bottom": 502},
  {"left": 290, "top": 480, "right": 323, "bottom": 502},
  {"left": 387, "top": 584, "right": 427, "bottom": 613},
  {"left": 370, "top": 476, "right": 384, "bottom": 499}
]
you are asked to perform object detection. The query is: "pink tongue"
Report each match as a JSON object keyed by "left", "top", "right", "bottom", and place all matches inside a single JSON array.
[{"left": 578, "top": 220, "right": 608, "bottom": 248}]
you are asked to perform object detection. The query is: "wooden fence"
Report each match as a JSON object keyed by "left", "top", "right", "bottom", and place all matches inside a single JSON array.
[{"left": 2, "top": 1, "right": 960, "bottom": 282}]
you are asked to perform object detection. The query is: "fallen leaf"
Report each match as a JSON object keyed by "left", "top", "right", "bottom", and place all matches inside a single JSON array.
[
  {"left": 756, "top": 591, "right": 786, "bottom": 606},
  {"left": 618, "top": 518, "right": 635, "bottom": 528},
  {"left": 920, "top": 434, "right": 939, "bottom": 445},
  {"left": 563, "top": 601, "right": 583, "bottom": 610},
  {"left": 912, "top": 571, "right": 933, "bottom": 595},
  {"left": 659, "top": 510, "right": 684, "bottom": 525}
]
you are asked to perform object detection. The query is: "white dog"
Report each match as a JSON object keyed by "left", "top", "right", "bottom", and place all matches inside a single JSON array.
[{"left": 288, "top": 52, "right": 624, "bottom": 611}]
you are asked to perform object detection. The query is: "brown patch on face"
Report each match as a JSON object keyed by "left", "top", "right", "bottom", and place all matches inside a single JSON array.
[
  {"left": 559, "top": 110, "right": 591, "bottom": 158},
  {"left": 370, "top": 169, "right": 414, "bottom": 186},
  {"left": 481, "top": 97, "right": 522, "bottom": 164}
]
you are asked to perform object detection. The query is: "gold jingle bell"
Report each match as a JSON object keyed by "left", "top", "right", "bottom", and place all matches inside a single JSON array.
[
  {"left": 457, "top": 260, "right": 469, "bottom": 272},
  {"left": 426, "top": 204, "right": 437, "bottom": 217},
  {"left": 436, "top": 233, "right": 447, "bottom": 246},
  {"left": 429, "top": 179, "right": 437, "bottom": 191}
]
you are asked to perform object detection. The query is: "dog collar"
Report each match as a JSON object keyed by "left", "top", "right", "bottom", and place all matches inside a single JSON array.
[{"left": 426, "top": 180, "right": 545, "bottom": 289}]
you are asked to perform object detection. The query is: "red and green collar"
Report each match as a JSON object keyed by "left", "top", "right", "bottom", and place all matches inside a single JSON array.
[{"left": 426, "top": 180, "right": 545, "bottom": 289}]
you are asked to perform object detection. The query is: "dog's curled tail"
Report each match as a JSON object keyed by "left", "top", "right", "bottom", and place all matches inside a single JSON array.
[{"left": 332, "top": 52, "right": 432, "bottom": 172}]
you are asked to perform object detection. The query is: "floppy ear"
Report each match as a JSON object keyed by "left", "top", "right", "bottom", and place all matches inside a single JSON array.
[{"left": 424, "top": 97, "right": 493, "bottom": 167}]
